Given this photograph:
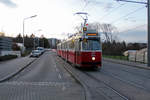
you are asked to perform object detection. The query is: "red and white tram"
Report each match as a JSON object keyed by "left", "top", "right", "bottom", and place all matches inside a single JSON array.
[{"left": 57, "top": 27, "right": 102, "bottom": 69}]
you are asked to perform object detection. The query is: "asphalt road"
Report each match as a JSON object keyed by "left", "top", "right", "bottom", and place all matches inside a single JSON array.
[
  {"left": 1, "top": 51, "right": 150, "bottom": 100},
  {"left": 0, "top": 51, "right": 85, "bottom": 100}
]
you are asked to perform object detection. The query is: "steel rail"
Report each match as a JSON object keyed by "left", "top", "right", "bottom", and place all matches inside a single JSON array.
[
  {"left": 103, "top": 64, "right": 150, "bottom": 80},
  {"left": 101, "top": 70, "right": 150, "bottom": 93},
  {"left": 83, "top": 71, "right": 129, "bottom": 100}
]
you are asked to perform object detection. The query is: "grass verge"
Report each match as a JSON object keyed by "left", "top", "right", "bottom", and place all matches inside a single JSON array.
[{"left": 103, "top": 55, "right": 128, "bottom": 61}]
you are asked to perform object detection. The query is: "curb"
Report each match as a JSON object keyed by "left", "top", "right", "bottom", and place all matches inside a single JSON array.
[
  {"left": 103, "top": 58, "right": 150, "bottom": 70},
  {"left": 0, "top": 58, "right": 36, "bottom": 82}
]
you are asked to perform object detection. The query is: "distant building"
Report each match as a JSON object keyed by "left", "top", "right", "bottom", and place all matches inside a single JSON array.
[
  {"left": 0, "top": 32, "right": 5, "bottom": 37},
  {"left": 48, "top": 38, "right": 60, "bottom": 49},
  {"left": 0, "top": 37, "right": 12, "bottom": 51},
  {"left": 0, "top": 37, "right": 13, "bottom": 56}
]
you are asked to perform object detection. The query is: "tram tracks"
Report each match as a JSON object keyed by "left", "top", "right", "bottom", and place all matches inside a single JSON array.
[
  {"left": 56, "top": 55, "right": 129, "bottom": 100},
  {"left": 84, "top": 69, "right": 150, "bottom": 100},
  {"left": 101, "top": 70, "right": 150, "bottom": 92},
  {"left": 83, "top": 71, "right": 129, "bottom": 100},
  {"left": 103, "top": 62, "right": 150, "bottom": 80}
]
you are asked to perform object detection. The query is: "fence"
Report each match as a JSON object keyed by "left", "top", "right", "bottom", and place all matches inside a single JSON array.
[{"left": 128, "top": 48, "right": 147, "bottom": 63}]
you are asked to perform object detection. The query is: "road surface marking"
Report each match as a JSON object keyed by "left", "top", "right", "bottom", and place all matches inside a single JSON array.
[
  {"left": 55, "top": 68, "right": 59, "bottom": 72},
  {"left": 2, "top": 81, "right": 70, "bottom": 87},
  {"left": 54, "top": 64, "right": 56, "bottom": 68},
  {"left": 58, "top": 74, "right": 62, "bottom": 79},
  {"left": 62, "top": 86, "right": 66, "bottom": 91}
]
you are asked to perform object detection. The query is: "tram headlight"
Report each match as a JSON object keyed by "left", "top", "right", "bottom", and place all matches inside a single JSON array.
[{"left": 92, "top": 57, "right": 95, "bottom": 61}]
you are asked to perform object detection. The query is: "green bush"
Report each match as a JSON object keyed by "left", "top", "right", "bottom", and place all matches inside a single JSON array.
[{"left": 0, "top": 55, "right": 18, "bottom": 61}]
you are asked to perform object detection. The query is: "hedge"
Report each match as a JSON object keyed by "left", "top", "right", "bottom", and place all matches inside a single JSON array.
[{"left": 0, "top": 55, "right": 18, "bottom": 61}]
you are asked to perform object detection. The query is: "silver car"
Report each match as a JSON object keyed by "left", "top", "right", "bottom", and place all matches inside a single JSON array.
[
  {"left": 37, "top": 47, "right": 45, "bottom": 54},
  {"left": 30, "top": 50, "right": 41, "bottom": 57}
]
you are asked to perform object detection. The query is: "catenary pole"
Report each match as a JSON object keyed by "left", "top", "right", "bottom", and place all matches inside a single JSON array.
[{"left": 148, "top": 0, "right": 150, "bottom": 66}]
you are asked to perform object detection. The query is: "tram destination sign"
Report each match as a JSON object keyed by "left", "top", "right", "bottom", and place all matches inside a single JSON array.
[{"left": 86, "top": 33, "right": 98, "bottom": 36}]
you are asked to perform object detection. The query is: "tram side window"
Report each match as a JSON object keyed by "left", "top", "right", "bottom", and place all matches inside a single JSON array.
[
  {"left": 61, "top": 44, "right": 63, "bottom": 50},
  {"left": 64, "top": 43, "right": 66, "bottom": 50},
  {"left": 68, "top": 40, "right": 75, "bottom": 50},
  {"left": 58, "top": 44, "right": 61, "bottom": 50},
  {"left": 61, "top": 44, "right": 62, "bottom": 50},
  {"left": 79, "top": 42, "right": 81, "bottom": 51},
  {"left": 68, "top": 41, "right": 71, "bottom": 50},
  {"left": 64, "top": 42, "right": 67, "bottom": 50},
  {"left": 66, "top": 42, "right": 68, "bottom": 50},
  {"left": 57, "top": 45, "right": 59, "bottom": 50},
  {"left": 63, "top": 43, "right": 65, "bottom": 50},
  {"left": 62, "top": 44, "right": 65, "bottom": 50},
  {"left": 75, "top": 40, "right": 79, "bottom": 51}
]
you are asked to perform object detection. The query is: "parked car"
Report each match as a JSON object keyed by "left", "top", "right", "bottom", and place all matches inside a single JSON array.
[
  {"left": 37, "top": 47, "right": 45, "bottom": 54},
  {"left": 30, "top": 50, "right": 41, "bottom": 57}
]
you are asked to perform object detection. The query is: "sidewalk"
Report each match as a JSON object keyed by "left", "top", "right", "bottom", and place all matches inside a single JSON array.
[
  {"left": 103, "top": 58, "right": 150, "bottom": 70},
  {"left": 0, "top": 56, "right": 36, "bottom": 82}
]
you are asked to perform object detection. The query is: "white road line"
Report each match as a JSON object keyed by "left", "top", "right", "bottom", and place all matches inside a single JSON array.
[
  {"left": 54, "top": 64, "right": 56, "bottom": 68},
  {"left": 58, "top": 74, "right": 62, "bottom": 79},
  {"left": 55, "top": 68, "right": 59, "bottom": 72},
  {"left": 62, "top": 86, "right": 66, "bottom": 91}
]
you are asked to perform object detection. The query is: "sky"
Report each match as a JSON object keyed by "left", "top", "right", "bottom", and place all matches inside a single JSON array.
[{"left": 0, "top": 0, "right": 147, "bottom": 43}]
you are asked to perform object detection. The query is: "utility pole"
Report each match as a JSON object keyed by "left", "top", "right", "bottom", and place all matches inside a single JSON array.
[
  {"left": 148, "top": 0, "right": 150, "bottom": 67},
  {"left": 115, "top": 0, "right": 149, "bottom": 67},
  {"left": 22, "top": 15, "right": 37, "bottom": 47},
  {"left": 41, "top": 35, "right": 44, "bottom": 48}
]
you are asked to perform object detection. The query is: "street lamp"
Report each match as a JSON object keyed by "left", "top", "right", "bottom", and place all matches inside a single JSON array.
[{"left": 22, "top": 15, "right": 37, "bottom": 46}]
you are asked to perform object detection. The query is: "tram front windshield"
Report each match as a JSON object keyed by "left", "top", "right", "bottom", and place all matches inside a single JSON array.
[{"left": 82, "top": 39, "right": 101, "bottom": 51}]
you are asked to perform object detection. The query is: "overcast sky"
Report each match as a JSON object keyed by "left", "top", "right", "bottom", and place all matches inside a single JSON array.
[{"left": 0, "top": 0, "right": 147, "bottom": 43}]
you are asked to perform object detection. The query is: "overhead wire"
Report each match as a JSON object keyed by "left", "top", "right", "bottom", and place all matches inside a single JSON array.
[
  {"left": 81, "top": 0, "right": 146, "bottom": 33},
  {"left": 100, "top": 3, "right": 126, "bottom": 20},
  {"left": 82, "top": 0, "right": 90, "bottom": 11},
  {"left": 110, "top": 6, "right": 146, "bottom": 24}
]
